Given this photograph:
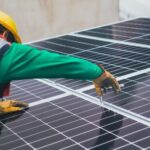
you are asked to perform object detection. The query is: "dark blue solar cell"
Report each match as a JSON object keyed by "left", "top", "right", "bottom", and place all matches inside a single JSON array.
[{"left": 78, "top": 18, "right": 150, "bottom": 44}]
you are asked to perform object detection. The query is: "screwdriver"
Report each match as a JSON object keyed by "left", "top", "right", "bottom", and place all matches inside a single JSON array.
[{"left": 97, "top": 83, "right": 124, "bottom": 105}]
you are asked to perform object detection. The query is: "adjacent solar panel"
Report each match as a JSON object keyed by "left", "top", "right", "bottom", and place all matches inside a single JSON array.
[
  {"left": 0, "top": 95, "right": 149, "bottom": 150},
  {"left": 77, "top": 18, "right": 150, "bottom": 45}
]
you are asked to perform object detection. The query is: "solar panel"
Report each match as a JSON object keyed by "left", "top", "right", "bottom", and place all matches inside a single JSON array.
[
  {"left": 128, "top": 35, "right": 150, "bottom": 46},
  {"left": 77, "top": 18, "right": 150, "bottom": 46},
  {"left": 30, "top": 35, "right": 111, "bottom": 55},
  {"left": 0, "top": 95, "right": 149, "bottom": 150},
  {"left": 6, "top": 80, "right": 65, "bottom": 103},
  {"left": 0, "top": 18, "right": 150, "bottom": 150}
]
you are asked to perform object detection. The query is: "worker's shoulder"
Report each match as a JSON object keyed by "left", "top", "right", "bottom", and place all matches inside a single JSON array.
[{"left": 10, "top": 42, "right": 33, "bottom": 50}]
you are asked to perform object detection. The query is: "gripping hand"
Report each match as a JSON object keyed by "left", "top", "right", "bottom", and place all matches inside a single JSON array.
[
  {"left": 0, "top": 100, "right": 28, "bottom": 115},
  {"left": 93, "top": 65, "right": 121, "bottom": 96}
]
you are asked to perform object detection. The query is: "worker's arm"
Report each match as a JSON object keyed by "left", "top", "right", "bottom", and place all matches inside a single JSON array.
[{"left": 0, "top": 43, "right": 103, "bottom": 82}]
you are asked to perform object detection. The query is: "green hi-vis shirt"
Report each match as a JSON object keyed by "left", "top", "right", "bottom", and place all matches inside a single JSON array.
[{"left": 0, "top": 43, "right": 103, "bottom": 84}]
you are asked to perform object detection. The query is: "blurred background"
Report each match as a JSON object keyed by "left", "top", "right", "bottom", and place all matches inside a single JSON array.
[{"left": 0, "top": 0, "right": 150, "bottom": 43}]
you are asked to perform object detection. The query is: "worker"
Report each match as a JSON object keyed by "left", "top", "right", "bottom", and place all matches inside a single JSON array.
[{"left": 0, "top": 11, "right": 121, "bottom": 115}]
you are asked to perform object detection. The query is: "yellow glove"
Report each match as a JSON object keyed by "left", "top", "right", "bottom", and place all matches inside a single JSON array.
[
  {"left": 93, "top": 65, "right": 121, "bottom": 96},
  {"left": 0, "top": 100, "right": 28, "bottom": 115}
]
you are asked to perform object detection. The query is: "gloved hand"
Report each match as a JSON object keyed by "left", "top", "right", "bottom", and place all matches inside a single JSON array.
[
  {"left": 0, "top": 100, "right": 28, "bottom": 115},
  {"left": 93, "top": 65, "right": 121, "bottom": 96}
]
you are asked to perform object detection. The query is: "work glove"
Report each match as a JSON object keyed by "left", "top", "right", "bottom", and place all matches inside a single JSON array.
[
  {"left": 0, "top": 100, "right": 28, "bottom": 115},
  {"left": 93, "top": 65, "right": 121, "bottom": 96}
]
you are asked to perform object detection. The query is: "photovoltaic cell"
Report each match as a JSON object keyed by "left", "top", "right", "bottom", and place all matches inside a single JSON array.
[
  {"left": 73, "top": 45, "right": 149, "bottom": 76},
  {"left": 84, "top": 73, "right": 150, "bottom": 119},
  {"left": 77, "top": 18, "right": 150, "bottom": 45},
  {"left": 127, "top": 34, "right": 150, "bottom": 45},
  {"left": 48, "top": 35, "right": 111, "bottom": 47},
  {"left": 5, "top": 80, "right": 64, "bottom": 103},
  {"left": 107, "top": 43, "right": 150, "bottom": 55},
  {"left": 31, "top": 35, "right": 111, "bottom": 55},
  {"left": 0, "top": 95, "right": 149, "bottom": 150}
]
